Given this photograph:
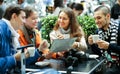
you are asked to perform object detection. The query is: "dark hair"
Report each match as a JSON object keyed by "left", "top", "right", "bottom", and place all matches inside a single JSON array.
[
  {"left": 0, "top": 0, "right": 3, "bottom": 3},
  {"left": 72, "top": 3, "right": 84, "bottom": 10},
  {"left": 94, "top": 5, "right": 110, "bottom": 16},
  {"left": 54, "top": 0, "right": 64, "bottom": 9},
  {"left": 69, "top": 3, "right": 84, "bottom": 11},
  {"left": 24, "top": 6, "right": 38, "bottom": 18},
  {"left": 3, "top": 5, "right": 24, "bottom": 20},
  {"left": 68, "top": 2, "right": 75, "bottom": 9}
]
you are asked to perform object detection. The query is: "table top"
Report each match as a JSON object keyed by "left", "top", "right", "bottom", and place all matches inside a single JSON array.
[{"left": 26, "top": 57, "right": 105, "bottom": 74}]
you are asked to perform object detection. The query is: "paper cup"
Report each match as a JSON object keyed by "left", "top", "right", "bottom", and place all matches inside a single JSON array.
[
  {"left": 92, "top": 35, "right": 99, "bottom": 43},
  {"left": 27, "top": 47, "right": 35, "bottom": 57}
]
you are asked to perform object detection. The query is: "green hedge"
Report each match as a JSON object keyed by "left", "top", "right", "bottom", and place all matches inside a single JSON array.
[
  {"left": 77, "top": 16, "right": 97, "bottom": 38},
  {"left": 40, "top": 15, "right": 97, "bottom": 43},
  {"left": 40, "top": 16, "right": 58, "bottom": 43}
]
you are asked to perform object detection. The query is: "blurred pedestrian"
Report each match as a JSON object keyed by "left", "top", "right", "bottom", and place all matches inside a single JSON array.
[
  {"left": 0, "top": 0, "right": 6, "bottom": 19},
  {"left": 68, "top": 2, "right": 84, "bottom": 16},
  {"left": 111, "top": 0, "right": 120, "bottom": 20}
]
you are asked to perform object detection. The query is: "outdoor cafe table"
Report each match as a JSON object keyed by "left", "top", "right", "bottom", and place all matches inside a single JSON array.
[{"left": 26, "top": 56, "right": 105, "bottom": 74}]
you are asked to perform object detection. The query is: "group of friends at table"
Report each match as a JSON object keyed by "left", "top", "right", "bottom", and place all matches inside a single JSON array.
[{"left": 0, "top": 3, "right": 120, "bottom": 74}]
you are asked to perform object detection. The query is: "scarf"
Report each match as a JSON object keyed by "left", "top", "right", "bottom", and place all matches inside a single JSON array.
[
  {"left": 59, "top": 27, "right": 71, "bottom": 34},
  {"left": 20, "top": 25, "right": 36, "bottom": 44},
  {"left": 58, "top": 27, "right": 71, "bottom": 39}
]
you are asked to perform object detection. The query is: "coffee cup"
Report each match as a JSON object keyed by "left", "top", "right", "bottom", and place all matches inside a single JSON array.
[
  {"left": 92, "top": 35, "right": 99, "bottom": 43},
  {"left": 27, "top": 47, "right": 35, "bottom": 57}
]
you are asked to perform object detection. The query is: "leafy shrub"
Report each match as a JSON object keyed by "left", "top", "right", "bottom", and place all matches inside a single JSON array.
[
  {"left": 40, "top": 16, "right": 58, "bottom": 43},
  {"left": 77, "top": 16, "right": 97, "bottom": 38},
  {"left": 40, "top": 15, "right": 97, "bottom": 43}
]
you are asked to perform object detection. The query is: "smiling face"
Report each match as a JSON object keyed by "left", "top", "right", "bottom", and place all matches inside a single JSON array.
[
  {"left": 25, "top": 11, "right": 38, "bottom": 29},
  {"left": 94, "top": 10, "right": 110, "bottom": 30},
  {"left": 58, "top": 11, "right": 70, "bottom": 30}
]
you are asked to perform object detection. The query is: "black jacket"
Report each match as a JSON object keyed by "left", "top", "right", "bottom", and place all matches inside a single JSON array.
[
  {"left": 111, "top": 3, "right": 120, "bottom": 19},
  {"left": 90, "top": 22, "right": 120, "bottom": 58}
]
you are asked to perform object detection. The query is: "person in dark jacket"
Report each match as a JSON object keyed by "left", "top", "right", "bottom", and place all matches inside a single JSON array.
[
  {"left": 0, "top": 0, "right": 6, "bottom": 19},
  {"left": 88, "top": 5, "right": 120, "bottom": 74},
  {"left": 68, "top": 2, "right": 84, "bottom": 16},
  {"left": 111, "top": 0, "right": 120, "bottom": 19}
]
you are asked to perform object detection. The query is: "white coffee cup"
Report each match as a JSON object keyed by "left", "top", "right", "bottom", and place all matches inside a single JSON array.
[
  {"left": 27, "top": 47, "right": 35, "bottom": 57},
  {"left": 92, "top": 35, "right": 99, "bottom": 43}
]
